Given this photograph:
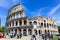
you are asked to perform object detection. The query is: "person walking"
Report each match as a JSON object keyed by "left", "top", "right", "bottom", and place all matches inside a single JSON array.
[{"left": 30, "top": 34, "right": 36, "bottom": 40}]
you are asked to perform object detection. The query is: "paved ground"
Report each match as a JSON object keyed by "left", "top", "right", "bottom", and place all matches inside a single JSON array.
[{"left": 0, "top": 36, "right": 51, "bottom": 40}]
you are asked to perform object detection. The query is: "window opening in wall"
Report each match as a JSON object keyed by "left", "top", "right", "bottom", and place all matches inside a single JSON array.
[
  {"left": 20, "top": 13, "right": 22, "bottom": 17},
  {"left": 19, "top": 29, "right": 21, "bottom": 32},
  {"left": 44, "top": 23, "right": 46, "bottom": 27},
  {"left": 41, "top": 23, "right": 43, "bottom": 26},
  {"left": 28, "top": 29, "right": 32, "bottom": 35},
  {"left": 47, "top": 23, "right": 49, "bottom": 27},
  {"left": 12, "top": 22, "right": 14, "bottom": 26},
  {"left": 44, "top": 20, "right": 46, "bottom": 22},
  {"left": 23, "top": 29, "right": 27, "bottom": 36},
  {"left": 15, "top": 29, "right": 17, "bottom": 34},
  {"left": 33, "top": 21, "right": 37, "bottom": 28},
  {"left": 24, "top": 20, "right": 27, "bottom": 25},
  {"left": 29, "top": 22, "right": 32, "bottom": 25},
  {"left": 34, "top": 30, "right": 37, "bottom": 35},
  {"left": 39, "top": 30, "right": 41, "bottom": 34},
  {"left": 16, "top": 21, "right": 18, "bottom": 26},
  {"left": 19, "top": 20, "right": 22, "bottom": 25}
]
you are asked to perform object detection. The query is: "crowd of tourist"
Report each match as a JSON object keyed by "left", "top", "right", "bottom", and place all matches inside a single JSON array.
[
  {"left": 4, "top": 33, "right": 60, "bottom": 40},
  {"left": 30, "top": 34, "right": 54, "bottom": 40},
  {"left": 6, "top": 32, "right": 22, "bottom": 39}
]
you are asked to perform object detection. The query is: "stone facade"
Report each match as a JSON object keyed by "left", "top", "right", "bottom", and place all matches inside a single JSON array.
[{"left": 5, "top": 4, "right": 58, "bottom": 37}]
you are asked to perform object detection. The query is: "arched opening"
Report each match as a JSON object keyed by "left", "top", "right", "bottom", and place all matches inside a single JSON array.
[
  {"left": 15, "top": 29, "right": 17, "bottom": 35},
  {"left": 28, "top": 29, "right": 32, "bottom": 35},
  {"left": 41, "top": 23, "right": 43, "bottom": 26},
  {"left": 34, "top": 30, "right": 37, "bottom": 35},
  {"left": 47, "top": 23, "right": 49, "bottom": 27},
  {"left": 33, "top": 21, "right": 37, "bottom": 25},
  {"left": 20, "top": 13, "right": 22, "bottom": 17},
  {"left": 18, "top": 13, "right": 22, "bottom": 18},
  {"left": 48, "top": 30, "right": 49, "bottom": 34},
  {"left": 23, "top": 29, "right": 27, "bottom": 36},
  {"left": 39, "top": 30, "right": 41, "bottom": 34},
  {"left": 44, "top": 23, "right": 46, "bottom": 27},
  {"left": 19, "top": 20, "right": 22, "bottom": 25},
  {"left": 24, "top": 20, "right": 27, "bottom": 25},
  {"left": 29, "top": 22, "right": 32, "bottom": 25},
  {"left": 33, "top": 21, "right": 37, "bottom": 28},
  {"left": 12, "top": 22, "right": 14, "bottom": 26},
  {"left": 45, "top": 30, "right": 47, "bottom": 34},
  {"left": 44, "top": 20, "right": 46, "bottom": 22},
  {"left": 19, "top": 29, "right": 21, "bottom": 33},
  {"left": 16, "top": 21, "right": 18, "bottom": 26}
]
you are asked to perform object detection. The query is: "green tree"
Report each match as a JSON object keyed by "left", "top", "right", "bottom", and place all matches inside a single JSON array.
[
  {"left": 0, "top": 26, "right": 5, "bottom": 33},
  {"left": 58, "top": 26, "right": 60, "bottom": 33}
]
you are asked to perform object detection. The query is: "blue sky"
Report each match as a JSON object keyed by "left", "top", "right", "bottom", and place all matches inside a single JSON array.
[{"left": 0, "top": 0, "right": 60, "bottom": 26}]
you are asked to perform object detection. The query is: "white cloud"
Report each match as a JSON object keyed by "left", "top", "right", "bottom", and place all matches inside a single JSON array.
[{"left": 48, "top": 4, "right": 60, "bottom": 16}]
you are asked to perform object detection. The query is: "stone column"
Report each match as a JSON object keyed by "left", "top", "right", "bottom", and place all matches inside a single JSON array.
[
  {"left": 14, "top": 21, "right": 16, "bottom": 27},
  {"left": 27, "top": 29, "right": 28, "bottom": 36},
  {"left": 11, "top": 22, "right": 12, "bottom": 27},
  {"left": 13, "top": 29, "right": 15, "bottom": 33},
  {"left": 21, "top": 29, "right": 23, "bottom": 35},
  {"left": 27, "top": 19, "right": 29, "bottom": 26},
  {"left": 46, "top": 22, "right": 47, "bottom": 28},
  {"left": 22, "top": 20, "right": 24, "bottom": 26},
  {"left": 43, "top": 22, "right": 44, "bottom": 28},
  {"left": 18, "top": 21, "right": 19, "bottom": 26},
  {"left": 32, "top": 29, "right": 34, "bottom": 35},
  {"left": 17, "top": 29, "right": 19, "bottom": 34}
]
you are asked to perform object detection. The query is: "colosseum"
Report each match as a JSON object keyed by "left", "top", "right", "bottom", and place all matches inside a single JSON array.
[{"left": 5, "top": 4, "right": 58, "bottom": 38}]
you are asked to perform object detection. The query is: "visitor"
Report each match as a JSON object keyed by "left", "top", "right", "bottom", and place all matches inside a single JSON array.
[
  {"left": 9, "top": 33, "right": 12, "bottom": 38},
  {"left": 45, "top": 34, "right": 47, "bottom": 40},
  {"left": 30, "top": 34, "right": 36, "bottom": 40},
  {"left": 42, "top": 34, "right": 45, "bottom": 40},
  {"left": 17, "top": 32, "right": 20, "bottom": 39},
  {"left": 13, "top": 33, "right": 16, "bottom": 38},
  {"left": 20, "top": 32, "right": 22, "bottom": 38}
]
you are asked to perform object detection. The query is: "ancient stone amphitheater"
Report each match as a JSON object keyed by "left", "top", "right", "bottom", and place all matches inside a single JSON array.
[{"left": 4, "top": 4, "right": 58, "bottom": 38}]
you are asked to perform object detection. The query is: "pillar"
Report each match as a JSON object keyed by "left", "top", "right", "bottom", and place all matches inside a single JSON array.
[
  {"left": 17, "top": 29, "right": 19, "bottom": 34},
  {"left": 22, "top": 20, "right": 24, "bottom": 26},
  {"left": 27, "top": 19, "right": 29, "bottom": 26},
  {"left": 21, "top": 29, "right": 23, "bottom": 35},
  {"left": 13, "top": 29, "right": 14, "bottom": 33},
  {"left": 14, "top": 21, "right": 16, "bottom": 27},
  {"left": 18, "top": 21, "right": 19, "bottom": 26},
  {"left": 27, "top": 29, "right": 28, "bottom": 36},
  {"left": 46, "top": 22, "right": 47, "bottom": 28},
  {"left": 43, "top": 22, "right": 44, "bottom": 28},
  {"left": 11, "top": 22, "right": 12, "bottom": 27}
]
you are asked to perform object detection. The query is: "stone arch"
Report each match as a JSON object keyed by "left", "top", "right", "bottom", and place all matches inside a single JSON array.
[
  {"left": 15, "top": 29, "right": 17, "bottom": 34},
  {"left": 41, "top": 23, "right": 43, "bottom": 26},
  {"left": 44, "top": 20, "right": 46, "bottom": 22},
  {"left": 29, "top": 21, "right": 32, "bottom": 25},
  {"left": 23, "top": 29, "right": 27, "bottom": 36},
  {"left": 39, "top": 30, "right": 41, "bottom": 34},
  {"left": 19, "top": 29, "right": 21, "bottom": 33},
  {"left": 48, "top": 30, "right": 49, "bottom": 34},
  {"left": 33, "top": 21, "right": 37, "bottom": 28},
  {"left": 45, "top": 30, "right": 47, "bottom": 34},
  {"left": 19, "top": 20, "right": 22, "bottom": 25},
  {"left": 33, "top": 21, "right": 37, "bottom": 25},
  {"left": 34, "top": 30, "right": 37, "bottom": 35},
  {"left": 28, "top": 29, "right": 32, "bottom": 35},
  {"left": 24, "top": 20, "right": 27, "bottom": 25}
]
